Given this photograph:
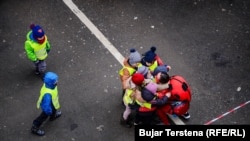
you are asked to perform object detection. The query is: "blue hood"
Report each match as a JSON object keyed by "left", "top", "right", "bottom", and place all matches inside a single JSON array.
[{"left": 44, "top": 72, "right": 58, "bottom": 89}]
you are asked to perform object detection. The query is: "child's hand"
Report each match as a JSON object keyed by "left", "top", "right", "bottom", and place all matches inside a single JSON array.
[
  {"left": 167, "top": 65, "right": 171, "bottom": 71},
  {"left": 165, "top": 92, "right": 171, "bottom": 98}
]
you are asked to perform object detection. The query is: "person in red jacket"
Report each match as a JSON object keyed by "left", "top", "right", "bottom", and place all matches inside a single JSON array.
[{"left": 155, "top": 72, "right": 191, "bottom": 125}]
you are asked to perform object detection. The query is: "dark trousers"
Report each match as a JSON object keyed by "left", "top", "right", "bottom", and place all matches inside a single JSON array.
[
  {"left": 34, "top": 60, "right": 46, "bottom": 73},
  {"left": 33, "top": 107, "right": 56, "bottom": 127},
  {"left": 134, "top": 111, "right": 155, "bottom": 125},
  {"left": 34, "top": 60, "right": 46, "bottom": 79}
]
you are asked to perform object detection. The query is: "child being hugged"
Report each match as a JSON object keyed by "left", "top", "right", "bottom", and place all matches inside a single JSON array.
[{"left": 119, "top": 48, "right": 142, "bottom": 97}]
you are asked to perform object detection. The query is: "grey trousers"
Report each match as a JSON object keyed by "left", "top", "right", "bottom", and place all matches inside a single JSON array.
[{"left": 34, "top": 60, "right": 46, "bottom": 73}]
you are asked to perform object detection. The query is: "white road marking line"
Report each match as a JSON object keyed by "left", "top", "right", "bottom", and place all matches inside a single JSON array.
[
  {"left": 63, "top": 0, "right": 124, "bottom": 65},
  {"left": 167, "top": 114, "right": 185, "bottom": 125},
  {"left": 63, "top": 0, "right": 184, "bottom": 125}
]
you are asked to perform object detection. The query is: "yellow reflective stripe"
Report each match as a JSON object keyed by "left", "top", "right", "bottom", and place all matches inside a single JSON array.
[{"left": 135, "top": 99, "right": 152, "bottom": 109}]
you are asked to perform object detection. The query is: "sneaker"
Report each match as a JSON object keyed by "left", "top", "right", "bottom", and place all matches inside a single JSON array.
[
  {"left": 34, "top": 70, "right": 40, "bottom": 75},
  {"left": 50, "top": 111, "right": 62, "bottom": 121},
  {"left": 133, "top": 122, "right": 142, "bottom": 126},
  {"left": 181, "top": 112, "right": 190, "bottom": 120},
  {"left": 31, "top": 126, "right": 45, "bottom": 136}
]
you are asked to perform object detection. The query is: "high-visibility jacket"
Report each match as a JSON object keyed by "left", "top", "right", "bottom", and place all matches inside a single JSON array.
[
  {"left": 37, "top": 84, "right": 60, "bottom": 109},
  {"left": 24, "top": 31, "right": 50, "bottom": 61},
  {"left": 148, "top": 60, "right": 158, "bottom": 72},
  {"left": 123, "top": 89, "right": 135, "bottom": 106},
  {"left": 135, "top": 92, "right": 157, "bottom": 112},
  {"left": 119, "top": 66, "right": 136, "bottom": 76},
  {"left": 136, "top": 100, "right": 157, "bottom": 112}
]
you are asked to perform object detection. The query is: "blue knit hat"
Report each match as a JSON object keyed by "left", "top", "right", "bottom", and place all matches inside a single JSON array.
[
  {"left": 137, "top": 65, "right": 149, "bottom": 77},
  {"left": 30, "top": 24, "right": 45, "bottom": 39},
  {"left": 128, "top": 48, "right": 141, "bottom": 65},
  {"left": 143, "top": 46, "right": 157, "bottom": 63}
]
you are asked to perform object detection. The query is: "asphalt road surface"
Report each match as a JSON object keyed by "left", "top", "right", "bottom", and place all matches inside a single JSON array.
[{"left": 0, "top": 0, "right": 250, "bottom": 141}]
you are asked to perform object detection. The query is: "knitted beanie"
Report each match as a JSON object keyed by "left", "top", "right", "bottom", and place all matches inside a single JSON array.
[
  {"left": 131, "top": 73, "right": 144, "bottom": 86},
  {"left": 128, "top": 48, "right": 141, "bottom": 65},
  {"left": 143, "top": 46, "right": 157, "bottom": 63},
  {"left": 145, "top": 82, "right": 157, "bottom": 94},
  {"left": 30, "top": 24, "right": 45, "bottom": 39},
  {"left": 137, "top": 65, "right": 149, "bottom": 76}
]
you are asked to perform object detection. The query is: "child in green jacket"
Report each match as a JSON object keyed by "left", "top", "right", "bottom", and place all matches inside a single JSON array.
[{"left": 24, "top": 24, "right": 51, "bottom": 78}]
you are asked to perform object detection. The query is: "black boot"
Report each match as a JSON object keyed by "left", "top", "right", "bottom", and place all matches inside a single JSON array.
[
  {"left": 34, "top": 67, "right": 40, "bottom": 75},
  {"left": 31, "top": 125, "right": 45, "bottom": 136},
  {"left": 50, "top": 111, "right": 62, "bottom": 121},
  {"left": 120, "top": 114, "right": 132, "bottom": 128}
]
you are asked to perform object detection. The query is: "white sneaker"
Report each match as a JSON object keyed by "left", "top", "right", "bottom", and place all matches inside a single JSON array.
[{"left": 181, "top": 112, "right": 190, "bottom": 120}]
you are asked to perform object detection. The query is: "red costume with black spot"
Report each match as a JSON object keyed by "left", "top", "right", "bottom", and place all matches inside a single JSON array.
[{"left": 156, "top": 75, "right": 191, "bottom": 125}]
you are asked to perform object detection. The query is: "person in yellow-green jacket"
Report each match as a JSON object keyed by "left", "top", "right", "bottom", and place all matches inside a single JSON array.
[
  {"left": 31, "top": 72, "right": 62, "bottom": 136},
  {"left": 120, "top": 73, "right": 145, "bottom": 128},
  {"left": 119, "top": 48, "right": 141, "bottom": 98},
  {"left": 141, "top": 46, "right": 171, "bottom": 74},
  {"left": 24, "top": 24, "right": 51, "bottom": 78}
]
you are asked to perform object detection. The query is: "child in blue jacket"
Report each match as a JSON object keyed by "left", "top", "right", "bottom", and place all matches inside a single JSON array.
[{"left": 31, "top": 72, "right": 62, "bottom": 136}]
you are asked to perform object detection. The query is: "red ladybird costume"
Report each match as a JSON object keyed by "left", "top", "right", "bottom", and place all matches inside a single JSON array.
[{"left": 156, "top": 75, "right": 191, "bottom": 125}]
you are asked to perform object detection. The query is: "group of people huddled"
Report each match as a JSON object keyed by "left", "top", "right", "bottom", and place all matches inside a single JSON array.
[{"left": 119, "top": 47, "right": 191, "bottom": 127}]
